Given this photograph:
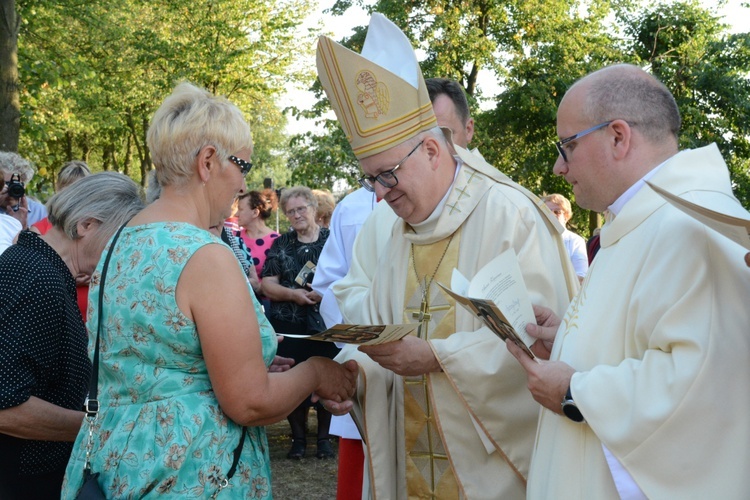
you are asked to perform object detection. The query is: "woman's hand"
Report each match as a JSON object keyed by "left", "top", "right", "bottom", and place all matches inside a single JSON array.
[
  {"left": 306, "top": 290, "right": 322, "bottom": 303},
  {"left": 308, "top": 357, "right": 358, "bottom": 403},
  {"left": 290, "top": 288, "right": 316, "bottom": 306},
  {"left": 268, "top": 355, "right": 295, "bottom": 373}
]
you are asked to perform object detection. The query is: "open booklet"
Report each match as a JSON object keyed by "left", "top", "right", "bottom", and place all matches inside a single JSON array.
[
  {"left": 647, "top": 181, "right": 750, "bottom": 250},
  {"left": 437, "top": 248, "right": 536, "bottom": 358},
  {"left": 279, "top": 323, "right": 417, "bottom": 346}
]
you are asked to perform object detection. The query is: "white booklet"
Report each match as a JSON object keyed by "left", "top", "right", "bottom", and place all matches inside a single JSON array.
[{"left": 437, "top": 248, "right": 536, "bottom": 358}]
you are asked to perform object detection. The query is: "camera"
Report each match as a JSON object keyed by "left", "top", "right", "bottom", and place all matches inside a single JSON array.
[{"left": 6, "top": 174, "right": 25, "bottom": 199}]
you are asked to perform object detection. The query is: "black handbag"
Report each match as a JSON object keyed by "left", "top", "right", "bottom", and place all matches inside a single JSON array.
[{"left": 76, "top": 222, "right": 247, "bottom": 499}]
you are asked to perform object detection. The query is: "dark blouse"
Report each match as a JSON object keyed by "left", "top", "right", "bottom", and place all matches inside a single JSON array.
[
  {"left": 0, "top": 231, "right": 91, "bottom": 480},
  {"left": 261, "top": 228, "right": 329, "bottom": 325}
]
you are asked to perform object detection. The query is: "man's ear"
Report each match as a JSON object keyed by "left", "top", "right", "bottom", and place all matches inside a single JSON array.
[
  {"left": 465, "top": 118, "right": 475, "bottom": 145},
  {"left": 609, "top": 119, "right": 632, "bottom": 160},
  {"left": 422, "top": 136, "right": 442, "bottom": 171}
]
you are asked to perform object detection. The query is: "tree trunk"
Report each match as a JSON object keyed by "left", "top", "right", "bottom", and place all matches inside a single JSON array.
[{"left": 0, "top": 0, "right": 20, "bottom": 152}]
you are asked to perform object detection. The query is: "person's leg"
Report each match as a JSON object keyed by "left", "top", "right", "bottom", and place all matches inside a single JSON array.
[
  {"left": 286, "top": 403, "right": 309, "bottom": 459},
  {"left": 315, "top": 404, "right": 335, "bottom": 459}
]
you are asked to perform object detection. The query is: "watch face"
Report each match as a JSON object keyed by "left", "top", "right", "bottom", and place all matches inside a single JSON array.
[{"left": 562, "top": 401, "right": 585, "bottom": 423}]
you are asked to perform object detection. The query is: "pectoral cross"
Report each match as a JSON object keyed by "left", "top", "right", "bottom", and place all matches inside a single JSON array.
[
  {"left": 406, "top": 285, "right": 453, "bottom": 339},
  {"left": 412, "top": 297, "right": 433, "bottom": 338}
]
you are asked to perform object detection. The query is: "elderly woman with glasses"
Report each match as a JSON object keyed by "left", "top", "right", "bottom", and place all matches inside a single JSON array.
[
  {"left": 61, "top": 84, "right": 356, "bottom": 499},
  {"left": 260, "top": 186, "right": 340, "bottom": 460}
]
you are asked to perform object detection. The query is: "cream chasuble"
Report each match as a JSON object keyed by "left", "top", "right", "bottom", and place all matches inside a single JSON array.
[
  {"left": 334, "top": 147, "right": 579, "bottom": 500},
  {"left": 528, "top": 145, "right": 750, "bottom": 499}
]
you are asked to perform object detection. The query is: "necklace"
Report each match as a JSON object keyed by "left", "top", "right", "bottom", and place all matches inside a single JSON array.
[{"left": 409, "top": 233, "right": 456, "bottom": 327}]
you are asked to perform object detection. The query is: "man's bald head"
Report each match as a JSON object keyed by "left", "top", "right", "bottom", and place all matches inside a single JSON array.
[{"left": 567, "top": 64, "right": 681, "bottom": 147}]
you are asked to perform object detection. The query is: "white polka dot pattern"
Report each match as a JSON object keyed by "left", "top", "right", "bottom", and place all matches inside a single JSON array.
[{"left": 0, "top": 230, "right": 91, "bottom": 477}]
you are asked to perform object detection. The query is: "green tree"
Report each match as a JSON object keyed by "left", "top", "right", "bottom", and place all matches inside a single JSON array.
[
  {"left": 16, "top": 0, "right": 314, "bottom": 197},
  {"left": 0, "top": 0, "right": 20, "bottom": 151},
  {"left": 624, "top": 0, "right": 750, "bottom": 206}
]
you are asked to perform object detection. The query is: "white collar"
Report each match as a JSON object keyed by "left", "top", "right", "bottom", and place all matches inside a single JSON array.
[{"left": 608, "top": 158, "right": 670, "bottom": 216}]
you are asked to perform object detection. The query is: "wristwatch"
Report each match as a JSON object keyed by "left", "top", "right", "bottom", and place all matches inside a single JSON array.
[{"left": 561, "top": 386, "right": 585, "bottom": 423}]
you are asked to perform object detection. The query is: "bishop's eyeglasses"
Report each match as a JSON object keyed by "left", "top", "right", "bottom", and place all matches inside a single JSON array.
[{"left": 358, "top": 140, "right": 424, "bottom": 192}]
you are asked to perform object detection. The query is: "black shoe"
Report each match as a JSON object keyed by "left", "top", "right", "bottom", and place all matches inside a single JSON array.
[
  {"left": 316, "top": 439, "right": 335, "bottom": 459},
  {"left": 287, "top": 438, "right": 306, "bottom": 459}
]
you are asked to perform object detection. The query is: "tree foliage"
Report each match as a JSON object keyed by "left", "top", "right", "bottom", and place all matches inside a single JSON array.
[
  {"left": 291, "top": 0, "right": 749, "bottom": 235},
  {"left": 16, "top": 0, "right": 315, "bottom": 198}
]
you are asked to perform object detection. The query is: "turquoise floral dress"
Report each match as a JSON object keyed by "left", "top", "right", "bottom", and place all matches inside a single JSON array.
[{"left": 62, "top": 223, "right": 277, "bottom": 499}]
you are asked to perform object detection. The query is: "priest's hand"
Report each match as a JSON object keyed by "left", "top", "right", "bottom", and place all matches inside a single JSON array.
[
  {"left": 506, "top": 340, "right": 574, "bottom": 415},
  {"left": 358, "top": 336, "right": 441, "bottom": 376},
  {"left": 314, "top": 397, "right": 355, "bottom": 416},
  {"left": 526, "top": 304, "right": 562, "bottom": 360}
]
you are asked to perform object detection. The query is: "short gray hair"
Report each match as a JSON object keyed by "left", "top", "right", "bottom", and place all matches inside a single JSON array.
[
  {"left": 0, "top": 151, "right": 35, "bottom": 182},
  {"left": 280, "top": 186, "right": 317, "bottom": 214},
  {"left": 47, "top": 172, "right": 144, "bottom": 241},
  {"left": 147, "top": 82, "right": 253, "bottom": 189}
]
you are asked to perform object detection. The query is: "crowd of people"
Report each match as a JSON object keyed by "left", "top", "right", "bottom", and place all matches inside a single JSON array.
[{"left": 1, "top": 11, "right": 749, "bottom": 500}]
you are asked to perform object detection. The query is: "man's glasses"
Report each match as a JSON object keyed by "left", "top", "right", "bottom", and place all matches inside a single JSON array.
[
  {"left": 228, "top": 155, "right": 253, "bottom": 176},
  {"left": 285, "top": 204, "right": 310, "bottom": 218},
  {"left": 358, "top": 140, "right": 424, "bottom": 192},
  {"left": 555, "top": 121, "right": 611, "bottom": 162}
]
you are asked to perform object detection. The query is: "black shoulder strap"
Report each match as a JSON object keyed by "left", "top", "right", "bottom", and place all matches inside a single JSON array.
[
  {"left": 84, "top": 221, "right": 129, "bottom": 416},
  {"left": 83, "top": 221, "right": 246, "bottom": 481}
]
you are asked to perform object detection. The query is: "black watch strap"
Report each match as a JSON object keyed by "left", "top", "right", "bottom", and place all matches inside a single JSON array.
[{"left": 561, "top": 386, "right": 585, "bottom": 423}]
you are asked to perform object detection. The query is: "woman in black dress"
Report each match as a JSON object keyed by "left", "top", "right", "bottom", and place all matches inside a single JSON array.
[{"left": 261, "top": 186, "right": 339, "bottom": 459}]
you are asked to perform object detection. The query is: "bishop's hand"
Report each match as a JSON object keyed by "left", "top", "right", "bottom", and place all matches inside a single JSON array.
[{"left": 359, "top": 335, "right": 441, "bottom": 376}]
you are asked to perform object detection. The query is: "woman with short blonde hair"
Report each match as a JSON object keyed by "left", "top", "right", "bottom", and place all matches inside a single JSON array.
[{"left": 62, "top": 83, "right": 356, "bottom": 498}]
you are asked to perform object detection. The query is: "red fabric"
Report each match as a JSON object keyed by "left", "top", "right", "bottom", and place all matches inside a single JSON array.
[
  {"left": 76, "top": 284, "right": 89, "bottom": 323},
  {"left": 32, "top": 216, "right": 89, "bottom": 321},
  {"left": 31, "top": 217, "right": 53, "bottom": 235},
  {"left": 586, "top": 234, "right": 601, "bottom": 265},
  {"left": 336, "top": 438, "right": 364, "bottom": 500}
]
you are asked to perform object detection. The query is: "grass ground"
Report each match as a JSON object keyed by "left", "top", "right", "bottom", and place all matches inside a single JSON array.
[{"left": 268, "top": 412, "right": 339, "bottom": 499}]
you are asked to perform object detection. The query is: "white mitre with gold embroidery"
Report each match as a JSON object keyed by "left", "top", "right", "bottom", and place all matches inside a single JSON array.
[{"left": 316, "top": 14, "right": 437, "bottom": 159}]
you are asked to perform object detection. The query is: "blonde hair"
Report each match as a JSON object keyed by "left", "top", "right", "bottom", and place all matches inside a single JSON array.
[
  {"left": 147, "top": 82, "right": 252, "bottom": 188},
  {"left": 312, "top": 189, "right": 335, "bottom": 227},
  {"left": 542, "top": 193, "right": 573, "bottom": 221},
  {"left": 56, "top": 160, "right": 91, "bottom": 191}
]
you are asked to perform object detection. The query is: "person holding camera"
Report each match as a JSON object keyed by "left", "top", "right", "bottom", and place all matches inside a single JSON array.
[
  {"left": 0, "top": 176, "right": 25, "bottom": 254},
  {"left": 0, "top": 152, "right": 47, "bottom": 227}
]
